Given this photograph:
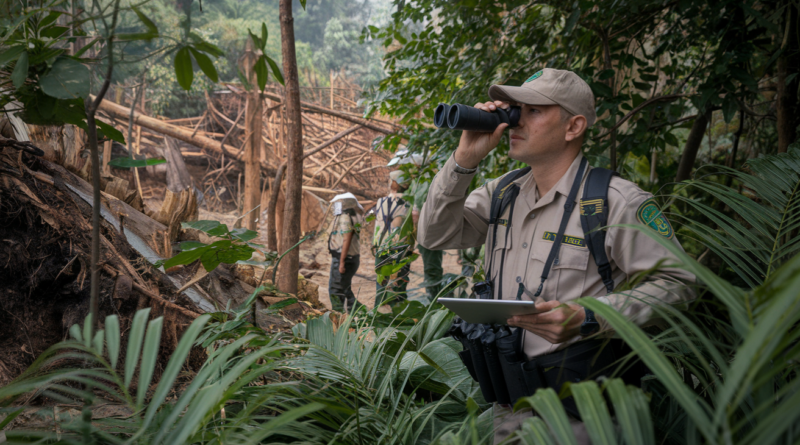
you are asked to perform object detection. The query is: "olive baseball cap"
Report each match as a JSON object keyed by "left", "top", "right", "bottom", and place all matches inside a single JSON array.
[{"left": 488, "top": 68, "right": 597, "bottom": 127}]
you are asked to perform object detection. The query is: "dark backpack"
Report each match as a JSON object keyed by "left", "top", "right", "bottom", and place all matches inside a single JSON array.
[{"left": 487, "top": 165, "right": 618, "bottom": 294}]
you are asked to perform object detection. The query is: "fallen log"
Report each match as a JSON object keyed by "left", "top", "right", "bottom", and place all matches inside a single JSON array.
[{"left": 94, "top": 95, "right": 243, "bottom": 160}]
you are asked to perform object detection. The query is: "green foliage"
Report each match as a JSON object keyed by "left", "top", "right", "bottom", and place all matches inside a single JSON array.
[
  {"left": 571, "top": 226, "right": 800, "bottom": 444},
  {"left": 281, "top": 306, "right": 491, "bottom": 444},
  {"left": 0, "top": 309, "right": 324, "bottom": 443},
  {"left": 365, "top": 0, "right": 784, "bottom": 179},
  {"left": 246, "top": 24, "right": 284, "bottom": 91},
  {"left": 0, "top": 0, "right": 223, "bottom": 137},
  {"left": 154, "top": 220, "right": 274, "bottom": 272},
  {"left": 670, "top": 147, "right": 800, "bottom": 287}
]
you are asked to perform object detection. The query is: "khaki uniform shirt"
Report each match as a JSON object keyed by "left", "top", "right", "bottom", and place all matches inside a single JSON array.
[
  {"left": 419, "top": 154, "right": 695, "bottom": 360},
  {"left": 372, "top": 194, "right": 410, "bottom": 249},
  {"left": 328, "top": 212, "right": 361, "bottom": 257}
]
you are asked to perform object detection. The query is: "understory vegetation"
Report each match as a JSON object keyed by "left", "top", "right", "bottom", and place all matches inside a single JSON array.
[{"left": 1, "top": 147, "right": 799, "bottom": 444}]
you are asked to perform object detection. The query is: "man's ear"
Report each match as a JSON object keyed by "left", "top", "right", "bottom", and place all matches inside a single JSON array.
[{"left": 565, "top": 115, "right": 588, "bottom": 142}]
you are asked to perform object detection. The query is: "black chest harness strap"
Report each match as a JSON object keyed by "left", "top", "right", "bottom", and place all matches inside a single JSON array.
[
  {"left": 485, "top": 158, "right": 589, "bottom": 300},
  {"left": 579, "top": 167, "right": 618, "bottom": 293}
]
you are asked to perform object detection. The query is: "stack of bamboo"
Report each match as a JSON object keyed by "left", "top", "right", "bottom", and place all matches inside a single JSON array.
[{"left": 94, "top": 80, "right": 397, "bottom": 210}]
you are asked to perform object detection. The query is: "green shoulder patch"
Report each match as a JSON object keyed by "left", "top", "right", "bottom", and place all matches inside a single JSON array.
[{"left": 636, "top": 198, "right": 674, "bottom": 239}]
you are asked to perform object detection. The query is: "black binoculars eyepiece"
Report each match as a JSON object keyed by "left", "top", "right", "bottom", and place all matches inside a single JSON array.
[{"left": 434, "top": 103, "right": 520, "bottom": 132}]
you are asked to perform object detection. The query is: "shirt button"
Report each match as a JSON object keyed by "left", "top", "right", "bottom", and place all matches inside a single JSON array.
[
  {"left": 451, "top": 173, "right": 458, "bottom": 181},
  {"left": 529, "top": 213, "right": 536, "bottom": 219},
  {"left": 515, "top": 276, "right": 522, "bottom": 283},
  {"left": 522, "top": 242, "right": 528, "bottom": 248}
]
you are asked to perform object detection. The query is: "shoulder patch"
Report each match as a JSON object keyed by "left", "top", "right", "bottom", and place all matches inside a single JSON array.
[{"left": 636, "top": 198, "right": 674, "bottom": 239}]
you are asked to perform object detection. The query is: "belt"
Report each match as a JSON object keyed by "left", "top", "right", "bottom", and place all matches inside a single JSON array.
[
  {"left": 454, "top": 322, "right": 647, "bottom": 420},
  {"left": 330, "top": 250, "right": 357, "bottom": 259}
]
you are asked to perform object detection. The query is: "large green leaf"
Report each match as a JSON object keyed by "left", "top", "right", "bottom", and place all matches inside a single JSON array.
[
  {"left": 137, "top": 317, "right": 163, "bottom": 410},
  {"left": 11, "top": 50, "right": 28, "bottom": 89},
  {"left": 265, "top": 55, "right": 284, "bottom": 86},
  {"left": 571, "top": 381, "right": 616, "bottom": 444},
  {"left": 254, "top": 55, "right": 269, "bottom": 92},
  {"left": 39, "top": 57, "right": 90, "bottom": 99},
  {"left": 189, "top": 47, "right": 218, "bottom": 83},
  {"left": 124, "top": 309, "right": 151, "bottom": 389},
  {"left": 174, "top": 47, "right": 194, "bottom": 91},
  {"left": 0, "top": 45, "right": 24, "bottom": 67}
]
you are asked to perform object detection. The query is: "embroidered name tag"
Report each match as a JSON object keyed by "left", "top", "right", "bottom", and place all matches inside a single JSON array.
[{"left": 542, "top": 231, "right": 586, "bottom": 248}]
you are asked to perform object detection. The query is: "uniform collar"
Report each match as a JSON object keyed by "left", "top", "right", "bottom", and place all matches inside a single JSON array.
[{"left": 521, "top": 153, "right": 585, "bottom": 212}]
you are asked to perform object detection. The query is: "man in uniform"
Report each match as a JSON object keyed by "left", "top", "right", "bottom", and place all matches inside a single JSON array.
[
  {"left": 327, "top": 193, "right": 364, "bottom": 313},
  {"left": 372, "top": 170, "right": 413, "bottom": 307},
  {"left": 418, "top": 68, "right": 695, "bottom": 443}
]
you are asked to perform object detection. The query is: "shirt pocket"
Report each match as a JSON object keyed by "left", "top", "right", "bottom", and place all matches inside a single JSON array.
[
  {"left": 553, "top": 245, "right": 590, "bottom": 300},
  {"left": 530, "top": 242, "right": 590, "bottom": 301},
  {"left": 488, "top": 223, "right": 511, "bottom": 282}
]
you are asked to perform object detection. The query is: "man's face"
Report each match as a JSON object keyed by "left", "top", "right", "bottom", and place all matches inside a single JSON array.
[{"left": 507, "top": 103, "right": 569, "bottom": 164}]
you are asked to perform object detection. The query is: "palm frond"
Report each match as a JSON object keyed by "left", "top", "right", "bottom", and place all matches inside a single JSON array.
[{"left": 670, "top": 147, "right": 800, "bottom": 287}]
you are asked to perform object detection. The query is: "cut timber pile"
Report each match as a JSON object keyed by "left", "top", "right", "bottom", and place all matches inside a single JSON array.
[
  {"left": 92, "top": 81, "right": 395, "bottom": 208},
  {"left": 0, "top": 137, "right": 323, "bottom": 385},
  {"left": 0, "top": 75, "right": 393, "bottom": 383}
]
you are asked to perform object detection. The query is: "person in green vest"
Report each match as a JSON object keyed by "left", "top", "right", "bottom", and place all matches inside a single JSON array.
[
  {"left": 371, "top": 170, "right": 413, "bottom": 307},
  {"left": 327, "top": 193, "right": 364, "bottom": 313}
]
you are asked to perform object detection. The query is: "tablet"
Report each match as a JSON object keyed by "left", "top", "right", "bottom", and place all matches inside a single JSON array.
[{"left": 438, "top": 298, "right": 541, "bottom": 325}]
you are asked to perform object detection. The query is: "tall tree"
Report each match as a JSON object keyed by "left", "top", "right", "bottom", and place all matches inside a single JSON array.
[
  {"left": 277, "top": 0, "right": 304, "bottom": 294},
  {"left": 242, "top": 38, "right": 263, "bottom": 230}
]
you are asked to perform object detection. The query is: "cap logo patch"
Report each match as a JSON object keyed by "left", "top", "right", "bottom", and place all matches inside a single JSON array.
[
  {"left": 636, "top": 198, "right": 674, "bottom": 239},
  {"left": 525, "top": 70, "right": 543, "bottom": 83}
]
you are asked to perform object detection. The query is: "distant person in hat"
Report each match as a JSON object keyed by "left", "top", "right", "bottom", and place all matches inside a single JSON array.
[
  {"left": 371, "top": 170, "right": 413, "bottom": 307},
  {"left": 327, "top": 193, "right": 364, "bottom": 313},
  {"left": 418, "top": 68, "right": 695, "bottom": 443}
]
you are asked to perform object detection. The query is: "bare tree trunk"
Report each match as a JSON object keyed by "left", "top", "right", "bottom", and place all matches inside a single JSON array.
[
  {"left": 242, "top": 39, "right": 263, "bottom": 230},
  {"left": 267, "top": 162, "right": 287, "bottom": 252},
  {"left": 777, "top": 1, "right": 799, "bottom": 153},
  {"left": 675, "top": 109, "right": 710, "bottom": 183},
  {"left": 278, "top": 0, "right": 303, "bottom": 295}
]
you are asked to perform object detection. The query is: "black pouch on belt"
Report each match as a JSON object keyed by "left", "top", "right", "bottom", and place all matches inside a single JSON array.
[
  {"left": 465, "top": 324, "right": 497, "bottom": 403},
  {"left": 480, "top": 326, "right": 511, "bottom": 405},
  {"left": 496, "top": 327, "right": 529, "bottom": 405},
  {"left": 448, "top": 318, "right": 478, "bottom": 381}
]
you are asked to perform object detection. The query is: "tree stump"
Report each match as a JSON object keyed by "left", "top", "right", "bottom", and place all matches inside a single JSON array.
[{"left": 152, "top": 137, "right": 198, "bottom": 243}]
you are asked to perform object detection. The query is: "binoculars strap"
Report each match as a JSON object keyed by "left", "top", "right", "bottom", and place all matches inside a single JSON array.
[{"left": 533, "top": 157, "right": 589, "bottom": 297}]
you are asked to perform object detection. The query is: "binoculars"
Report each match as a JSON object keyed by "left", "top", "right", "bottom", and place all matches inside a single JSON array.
[{"left": 434, "top": 103, "right": 521, "bottom": 132}]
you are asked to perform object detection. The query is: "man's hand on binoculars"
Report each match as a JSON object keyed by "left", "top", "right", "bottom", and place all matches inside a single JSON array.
[
  {"left": 453, "top": 100, "right": 510, "bottom": 169},
  {"left": 507, "top": 300, "right": 586, "bottom": 344}
]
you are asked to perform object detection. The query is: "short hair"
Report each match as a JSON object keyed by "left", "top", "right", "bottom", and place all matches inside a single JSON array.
[{"left": 560, "top": 106, "right": 574, "bottom": 122}]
